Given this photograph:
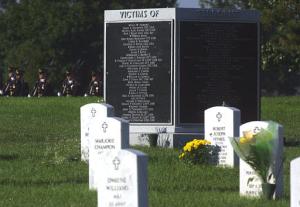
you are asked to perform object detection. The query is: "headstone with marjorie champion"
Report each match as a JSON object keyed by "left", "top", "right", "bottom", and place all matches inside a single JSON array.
[
  {"left": 89, "top": 115, "right": 130, "bottom": 190},
  {"left": 80, "top": 103, "right": 114, "bottom": 161}
]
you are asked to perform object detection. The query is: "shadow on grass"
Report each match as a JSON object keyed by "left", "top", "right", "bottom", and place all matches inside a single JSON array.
[
  {"left": 284, "top": 137, "right": 300, "bottom": 146},
  {"left": 0, "top": 177, "right": 86, "bottom": 187},
  {"left": 150, "top": 184, "right": 238, "bottom": 193},
  {"left": 0, "top": 154, "right": 19, "bottom": 161}
]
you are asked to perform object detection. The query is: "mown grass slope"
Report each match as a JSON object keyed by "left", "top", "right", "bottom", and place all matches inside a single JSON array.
[
  {"left": 262, "top": 96, "right": 300, "bottom": 141},
  {"left": 0, "top": 96, "right": 299, "bottom": 207}
]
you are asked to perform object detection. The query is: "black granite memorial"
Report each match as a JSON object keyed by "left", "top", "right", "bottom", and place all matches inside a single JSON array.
[{"left": 104, "top": 8, "right": 260, "bottom": 145}]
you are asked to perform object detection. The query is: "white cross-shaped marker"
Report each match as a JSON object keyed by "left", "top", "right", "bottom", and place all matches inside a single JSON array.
[
  {"left": 113, "top": 157, "right": 120, "bottom": 170},
  {"left": 102, "top": 122, "right": 108, "bottom": 133},
  {"left": 91, "top": 108, "right": 96, "bottom": 117}
]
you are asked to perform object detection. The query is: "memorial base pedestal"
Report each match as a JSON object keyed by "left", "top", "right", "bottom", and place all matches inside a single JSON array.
[{"left": 129, "top": 132, "right": 204, "bottom": 148}]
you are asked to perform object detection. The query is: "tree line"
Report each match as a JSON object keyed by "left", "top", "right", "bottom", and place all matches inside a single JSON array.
[
  {"left": 0, "top": 0, "right": 299, "bottom": 95},
  {"left": 0, "top": 0, "right": 176, "bottom": 91}
]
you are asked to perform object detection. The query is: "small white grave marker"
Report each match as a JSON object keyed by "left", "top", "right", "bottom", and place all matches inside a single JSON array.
[
  {"left": 239, "top": 121, "right": 283, "bottom": 198},
  {"left": 97, "top": 149, "right": 148, "bottom": 207},
  {"left": 89, "top": 117, "right": 129, "bottom": 190},
  {"left": 291, "top": 157, "right": 300, "bottom": 207},
  {"left": 205, "top": 106, "right": 240, "bottom": 167},
  {"left": 80, "top": 103, "right": 114, "bottom": 161}
]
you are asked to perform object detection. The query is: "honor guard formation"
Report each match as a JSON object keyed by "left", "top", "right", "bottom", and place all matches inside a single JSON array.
[
  {"left": 32, "top": 69, "right": 52, "bottom": 97},
  {"left": 61, "top": 70, "right": 79, "bottom": 96},
  {"left": 0, "top": 66, "right": 103, "bottom": 97},
  {"left": 87, "top": 71, "right": 102, "bottom": 96},
  {"left": 1, "top": 66, "right": 29, "bottom": 96}
]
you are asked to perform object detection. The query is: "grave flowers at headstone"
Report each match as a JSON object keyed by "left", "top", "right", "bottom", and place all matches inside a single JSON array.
[
  {"left": 179, "top": 139, "right": 219, "bottom": 165},
  {"left": 229, "top": 121, "right": 282, "bottom": 199}
]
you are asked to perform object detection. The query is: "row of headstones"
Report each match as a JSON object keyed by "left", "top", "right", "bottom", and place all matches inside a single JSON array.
[
  {"left": 80, "top": 103, "right": 148, "bottom": 207},
  {"left": 204, "top": 106, "right": 283, "bottom": 197},
  {"left": 80, "top": 103, "right": 300, "bottom": 206},
  {"left": 205, "top": 106, "right": 299, "bottom": 205}
]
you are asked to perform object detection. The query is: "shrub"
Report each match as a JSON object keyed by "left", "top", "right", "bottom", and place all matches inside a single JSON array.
[{"left": 179, "top": 139, "right": 214, "bottom": 165}]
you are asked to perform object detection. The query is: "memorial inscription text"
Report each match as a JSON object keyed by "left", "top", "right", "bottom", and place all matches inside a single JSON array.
[{"left": 106, "top": 21, "right": 172, "bottom": 123}]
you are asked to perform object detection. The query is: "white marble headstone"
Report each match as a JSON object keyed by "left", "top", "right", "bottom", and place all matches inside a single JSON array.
[
  {"left": 97, "top": 149, "right": 148, "bottom": 207},
  {"left": 205, "top": 106, "right": 240, "bottom": 167},
  {"left": 80, "top": 103, "right": 114, "bottom": 161},
  {"left": 291, "top": 157, "right": 300, "bottom": 207},
  {"left": 239, "top": 121, "right": 283, "bottom": 198},
  {"left": 89, "top": 117, "right": 130, "bottom": 190}
]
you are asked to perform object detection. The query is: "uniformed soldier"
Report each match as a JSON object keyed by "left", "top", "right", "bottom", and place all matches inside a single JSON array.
[
  {"left": 87, "top": 71, "right": 102, "bottom": 96},
  {"left": 15, "top": 69, "right": 29, "bottom": 96},
  {"left": 32, "top": 69, "right": 51, "bottom": 97},
  {"left": 3, "top": 66, "right": 17, "bottom": 96},
  {"left": 62, "top": 70, "right": 78, "bottom": 96}
]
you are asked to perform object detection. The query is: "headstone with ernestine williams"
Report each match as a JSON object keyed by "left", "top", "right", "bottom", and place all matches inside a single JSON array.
[{"left": 97, "top": 149, "right": 148, "bottom": 207}]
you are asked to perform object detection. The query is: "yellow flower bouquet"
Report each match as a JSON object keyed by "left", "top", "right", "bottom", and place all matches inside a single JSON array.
[
  {"left": 179, "top": 139, "right": 217, "bottom": 165},
  {"left": 229, "top": 121, "right": 280, "bottom": 199}
]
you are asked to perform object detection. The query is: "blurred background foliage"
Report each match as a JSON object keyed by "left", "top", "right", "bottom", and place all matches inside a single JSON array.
[
  {"left": 0, "top": 0, "right": 176, "bottom": 92},
  {"left": 0, "top": 0, "right": 299, "bottom": 95}
]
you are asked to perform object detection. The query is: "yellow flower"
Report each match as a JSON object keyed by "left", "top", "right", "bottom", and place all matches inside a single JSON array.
[
  {"left": 204, "top": 140, "right": 211, "bottom": 145},
  {"left": 243, "top": 130, "right": 254, "bottom": 139},
  {"left": 240, "top": 137, "right": 248, "bottom": 144},
  {"left": 182, "top": 138, "right": 211, "bottom": 152},
  {"left": 239, "top": 131, "right": 256, "bottom": 144},
  {"left": 179, "top": 153, "right": 185, "bottom": 159}
]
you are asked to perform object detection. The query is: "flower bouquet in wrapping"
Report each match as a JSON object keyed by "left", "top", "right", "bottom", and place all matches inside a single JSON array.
[{"left": 229, "top": 121, "right": 279, "bottom": 199}]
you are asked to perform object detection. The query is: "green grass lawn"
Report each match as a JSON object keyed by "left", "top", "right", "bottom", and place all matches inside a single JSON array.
[
  {"left": 262, "top": 96, "right": 300, "bottom": 141},
  {"left": 0, "top": 96, "right": 299, "bottom": 207}
]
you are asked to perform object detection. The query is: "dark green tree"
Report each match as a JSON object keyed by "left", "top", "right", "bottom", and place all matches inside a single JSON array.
[
  {"left": 0, "top": 0, "right": 17, "bottom": 11},
  {"left": 253, "top": 0, "right": 300, "bottom": 95},
  {"left": 0, "top": 0, "right": 176, "bottom": 93}
]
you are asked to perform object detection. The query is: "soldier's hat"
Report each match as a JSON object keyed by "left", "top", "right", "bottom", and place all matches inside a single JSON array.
[
  {"left": 91, "top": 71, "right": 97, "bottom": 76},
  {"left": 8, "top": 65, "right": 14, "bottom": 73},
  {"left": 38, "top": 68, "right": 45, "bottom": 74},
  {"left": 16, "top": 69, "right": 24, "bottom": 76},
  {"left": 66, "top": 70, "right": 71, "bottom": 76}
]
